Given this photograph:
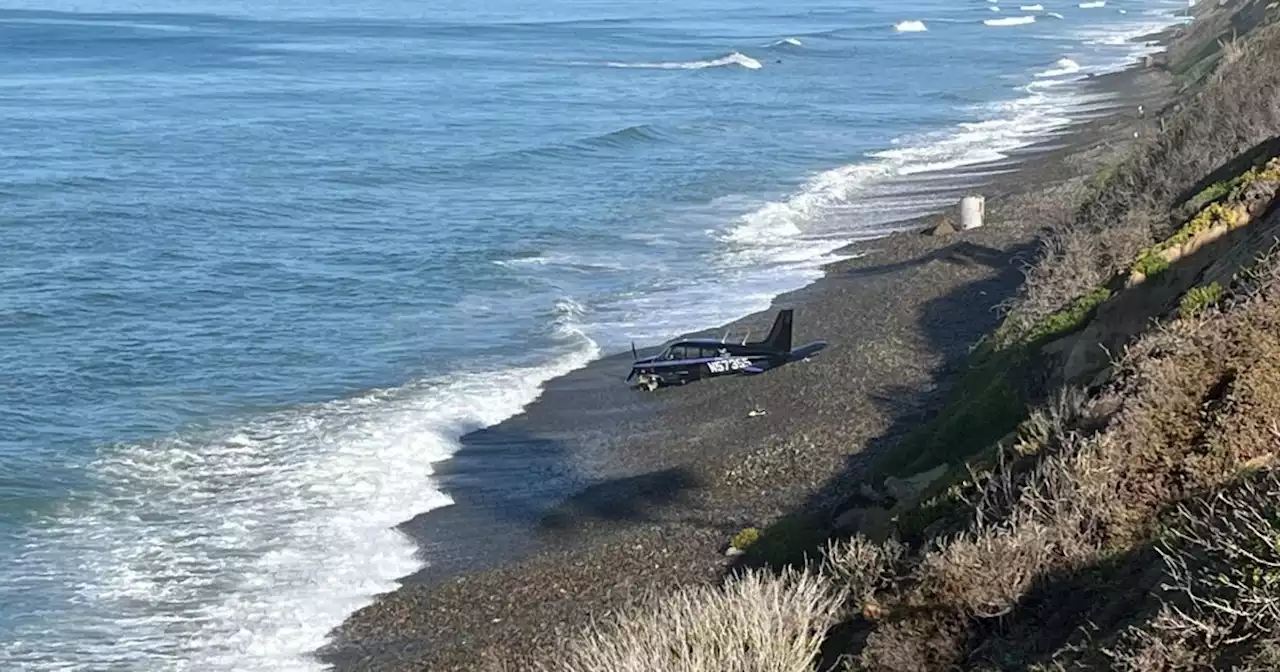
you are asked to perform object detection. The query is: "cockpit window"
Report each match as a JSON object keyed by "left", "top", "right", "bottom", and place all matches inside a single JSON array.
[{"left": 664, "top": 345, "right": 701, "bottom": 360}]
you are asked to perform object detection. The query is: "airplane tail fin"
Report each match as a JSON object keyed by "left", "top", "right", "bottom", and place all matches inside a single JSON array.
[{"left": 758, "top": 309, "right": 792, "bottom": 354}]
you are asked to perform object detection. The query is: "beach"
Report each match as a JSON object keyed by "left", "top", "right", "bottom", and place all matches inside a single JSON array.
[{"left": 322, "top": 55, "right": 1182, "bottom": 671}]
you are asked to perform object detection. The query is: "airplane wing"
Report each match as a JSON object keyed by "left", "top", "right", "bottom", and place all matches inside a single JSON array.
[
  {"left": 789, "top": 340, "right": 828, "bottom": 361},
  {"left": 640, "top": 358, "right": 706, "bottom": 368}
]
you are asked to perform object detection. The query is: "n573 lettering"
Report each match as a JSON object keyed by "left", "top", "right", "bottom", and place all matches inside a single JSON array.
[{"left": 707, "top": 357, "right": 750, "bottom": 373}]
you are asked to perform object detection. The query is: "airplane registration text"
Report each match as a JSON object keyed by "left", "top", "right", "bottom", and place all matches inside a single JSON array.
[{"left": 707, "top": 357, "right": 751, "bottom": 373}]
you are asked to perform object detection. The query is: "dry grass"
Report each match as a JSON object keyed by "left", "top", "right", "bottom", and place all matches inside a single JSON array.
[
  {"left": 848, "top": 11, "right": 1280, "bottom": 669},
  {"left": 1105, "top": 470, "right": 1280, "bottom": 671},
  {"left": 856, "top": 610, "right": 972, "bottom": 672},
  {"left": 1157, "top": 472, "right": 1280, "bottom": 642},
  {"left": 843, "top": 230, "right": 1280, "bottom": 669},
  {"left": 1009, "top": 19, "right": 1280, "bottom": 334},
  {"left": 534, "top": 568, "right": 844, "bottom": 672},
  {"left": 823, "top": 535, "right": 905, "bottom": 605}
]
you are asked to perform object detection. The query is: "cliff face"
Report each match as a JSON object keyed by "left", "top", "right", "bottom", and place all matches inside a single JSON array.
[
  {"left": 527, "top": 2, "right": 1280, "bottom": 671},
  {"left": 826, "top": 2, "right": 1280, "bottom": 668}
]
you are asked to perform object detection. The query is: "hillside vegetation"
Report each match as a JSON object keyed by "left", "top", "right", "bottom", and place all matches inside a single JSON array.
[{"left": 526, "top": 1, "right": 1280, "bottom": 670}]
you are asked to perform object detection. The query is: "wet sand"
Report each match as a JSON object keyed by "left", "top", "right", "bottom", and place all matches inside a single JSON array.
[{"left": 321, "top": 61, "right": 1179, "bottom": 671}]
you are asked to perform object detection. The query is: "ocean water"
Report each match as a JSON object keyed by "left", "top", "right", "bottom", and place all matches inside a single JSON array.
[{"left": 0, "top": 0, "right": 1188, "bottom": 669}]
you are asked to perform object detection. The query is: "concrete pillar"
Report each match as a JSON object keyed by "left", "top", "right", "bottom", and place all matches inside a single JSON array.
[{"left": 959, "top": 195, "right": 985, "bottom": 230}]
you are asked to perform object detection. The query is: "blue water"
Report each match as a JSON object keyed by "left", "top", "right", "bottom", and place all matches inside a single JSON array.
[{"left": 1, "top": 0, "right": 1187, "bottom": 668}]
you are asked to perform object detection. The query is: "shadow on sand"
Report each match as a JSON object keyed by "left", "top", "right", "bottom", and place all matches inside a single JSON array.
[
  {"left": 395, "top": 354, "right": 711, "bottom": 585},
  {"left": 732, "top": 235, "right": 1040, "bottom": 576}
]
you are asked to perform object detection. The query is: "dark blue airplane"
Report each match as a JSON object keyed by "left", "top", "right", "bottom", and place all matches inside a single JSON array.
[{"left": 626, "top": 309, "right": 827, "bottom": 391}]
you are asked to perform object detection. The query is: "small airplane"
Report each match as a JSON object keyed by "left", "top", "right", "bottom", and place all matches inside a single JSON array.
[{"left": 626, "top": 308, "right": 827, "bottom": 391}]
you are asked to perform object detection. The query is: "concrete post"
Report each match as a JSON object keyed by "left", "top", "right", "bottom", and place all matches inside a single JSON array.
[{"left": 959, "top": 195, "right": 985, "bottom": 230}]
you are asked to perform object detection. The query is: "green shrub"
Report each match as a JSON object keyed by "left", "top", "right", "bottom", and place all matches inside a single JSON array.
[
  {"left": 1185, "top": 158, "right": 1280, "bottom": 213},
  {"left": 1025, "top": 287, "right": 1113, "bottom": 344},
  {"left": 872, "top": 346, "right": 1028, "bottom": 481},
  {"left": 748, "top": 516, "right": 828, "bottom": 569},
  {"left": 731, "top": 527, "right": 761, "bottom": 551},
  {"left": 1179, "top": 282, "right": 1224, "bottom": 319},
  {"left": 1185, "top": 179, "right": 1234, "bottom": 213},
  {"left": 1092, "top": 164, "right": 1118, "bottom": 192},
  {"left": 1132, "top": 249, "right": 1171, "bottom": 278},
  {"left": 1132, "top": 203, "right": 1241, "bottom": 279}
]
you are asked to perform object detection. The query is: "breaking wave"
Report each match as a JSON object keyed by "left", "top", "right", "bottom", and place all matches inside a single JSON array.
[
  {"left": 3, "top": 309, "right": 599, "bottom": 672},
  {"left": 715, "top": 82, "right": 1091, "bottom": 269},
  {"left": 605, "top": 52, "right": 762, "bottom": 70},
  {"left": 985, "top": 16, "right": 1037, "bottom": 26},
  {"left": 492, "top": 252, "right": 629, "bottom": 273},
  {"left": 894, "top": 21, "right": 928, "bottom": 32},
  {"left": 1036, "top": 57, "right": 1083, "bottom": 78}
]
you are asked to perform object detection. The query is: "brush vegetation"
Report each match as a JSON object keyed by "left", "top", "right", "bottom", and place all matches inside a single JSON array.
[
  {"left": 523, "top": 4, "right": 1280, "bottom": 671},
  {"left": 1179, "top": 281, "right": 1224, "bottom": 318}
]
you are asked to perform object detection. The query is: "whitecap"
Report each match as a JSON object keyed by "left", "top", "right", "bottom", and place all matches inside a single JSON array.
[
  {"left": 1078, "top": 0, "right": 1106, "bottom": 7},
  {"left": 985, "top": 15, "right": 1036, "bottom": 25},
  {"left": 894, "top": 20, "right": 928, "bottom": 32},
  {"left": 606, "top": 51, "right": 762, "bottom": 70},
  {"left": 1035, "top": 57, "right": 1083, "bottom": 78},
  {"left": 492, "top": 255, "right": 550, "bottom": 268}
]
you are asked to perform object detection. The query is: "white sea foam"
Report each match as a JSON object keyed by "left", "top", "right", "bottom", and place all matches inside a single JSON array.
[
  {"left": 715, "top": 83, "right": 1081, "bottom": 272},
  {"left": 493, "top": 255, "right": 551, "bottom": 267},
  {"left": 894, "top": 20, "right": 928, "bottom": 32},
  {"left": 714, "top": 0, "right": 1190, "bottom": 278},
  {"left": 1035, "top": 57, "right": 1083, "bottom": 78},
  {"left": 1079, "top": 0, "right": 1106, "bottom": 7},
  {"left": 1073, "top": 10, "right": 1191, "bottom": 73},
  {"left": 985, "top": 15, "right": 1037, "bottom": 25},
  {"left": 1021, "top": 4, "right": 1045, "bottom": 10},
  {"left": 766, "top": 37, "right": 803, "bottom": 47},
  {"left": 3, "top": 321, "right": 599, "bottom": 671},
  {"left": 1047, "top": 11, "right": 1066, "bottom": 18},
  {"left": 493, "top": 253, "right": 628, "bottom": 273},
  {"left": 606, "top": 52, "right": 762, "bottom": 70}
]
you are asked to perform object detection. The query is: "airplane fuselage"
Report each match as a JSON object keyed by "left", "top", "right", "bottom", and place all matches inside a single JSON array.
[
  {"left": 627, "top": 338, "right": 824, "bottom": 390},
  {"left": 626, "top": 308, "right": 825, "bottom": 391}
]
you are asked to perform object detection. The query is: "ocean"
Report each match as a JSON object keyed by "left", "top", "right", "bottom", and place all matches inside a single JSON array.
[{"left": 0, "top": 0, "right": 1186, "bottom": 669}]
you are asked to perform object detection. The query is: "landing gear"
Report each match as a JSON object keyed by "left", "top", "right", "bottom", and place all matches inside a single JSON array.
[{"left": 634, "top": 373, "right": 661, "bottom": 392}]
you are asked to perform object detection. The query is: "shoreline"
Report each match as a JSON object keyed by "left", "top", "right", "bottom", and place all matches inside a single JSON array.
[
  {"left": 322, "top": 25, "right": 1186, "bottom": 672},
  {"left": 393, "top": 61, "right": 1163, "bottom": 587}
]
